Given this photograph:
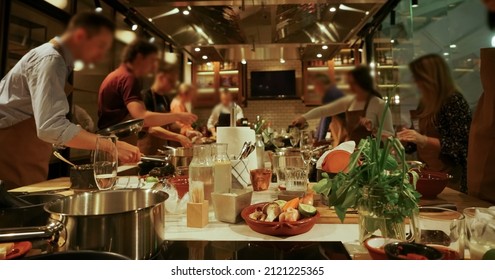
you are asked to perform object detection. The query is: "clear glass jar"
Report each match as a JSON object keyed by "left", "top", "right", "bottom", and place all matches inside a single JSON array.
[
  {"left": 255, "top": 134, "right": 265, "bottom": 169},
  {"left": 357, "top": 186, "right": 418, "bottom": 243},
  {"left": 212, "top": 143, "right": 231, "bottom": 194},
  {"left": 189, "top": 145, "right": 213, "bottom": 201}
]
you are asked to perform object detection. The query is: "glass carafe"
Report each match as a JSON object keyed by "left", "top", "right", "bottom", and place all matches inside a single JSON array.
[
  {"left": 212, "top": 143, "right": 231, "bottom": 194},
  {"left": 189, "top": 145, "right": 214, "bottom": 201}
]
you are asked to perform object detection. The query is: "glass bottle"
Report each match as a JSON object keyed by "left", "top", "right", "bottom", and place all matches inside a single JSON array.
[
  {"left": 189, "top": 145, "right": 214, "bottom": 202},
  {"left": 255, "top": 134, "right": 265, "bottom": 169},
  {"left": 212, "top": 143, "right": 232, "bottom": 194}
]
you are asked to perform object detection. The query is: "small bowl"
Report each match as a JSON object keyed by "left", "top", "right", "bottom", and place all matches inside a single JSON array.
[
  {"left": 416, "top": 170, "right": 450, "bottom": 199},
  {"left": 241, "top": 202, "right": 319, "bottom": 236},
  {"left": 168, "top": 176, "right": 189, "bottom": 199},
  {"left": 364, "top": 237, "right": 401, "bottom": 260},
  {"left": 384, "top": 242, "right": 443, "bottom": 260}
]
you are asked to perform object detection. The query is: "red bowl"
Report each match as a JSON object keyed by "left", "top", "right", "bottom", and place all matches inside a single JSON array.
[
  {"left": 241, "top": 203, "right": 320, "bottom": 236},
  {"left": 168, "top": 176, "right": 189, "bottom": 199},
  {"left": 364, "top": 237, "right": 400, "bottom": 260},
  {"left": 416, "top": 170, "right": 449, "bottom": 199}
]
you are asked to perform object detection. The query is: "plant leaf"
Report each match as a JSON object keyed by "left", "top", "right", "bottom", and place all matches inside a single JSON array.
[{"left": 335, "top": 206, "right": 347, "bottom": 223}]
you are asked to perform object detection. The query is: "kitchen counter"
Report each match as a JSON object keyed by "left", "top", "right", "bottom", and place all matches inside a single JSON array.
[{"left": 8, "top": 176, "right": 492, "bottom": 260}]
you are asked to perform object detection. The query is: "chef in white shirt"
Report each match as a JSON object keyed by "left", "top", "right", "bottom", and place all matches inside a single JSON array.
[{"left": 207, "top": 88, "right": 244, "bottom": 137}]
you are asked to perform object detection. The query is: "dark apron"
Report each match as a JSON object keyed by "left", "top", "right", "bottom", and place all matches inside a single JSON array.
[
  {"left": 468, "top": 48, "right": 495, "bottom": 202},
  {"left": 217, "top": 112, "right": 231, "bottom": 127},
  {"left": 0, "top": 39, "right": 73, "bottom": 188},
  {"left": 137, "top": 91, "right": 169, "bottom": 155},
  {"left": 415, "top": 115, "right": 461, "bottom": 190},
  {"left": 345, "top": 97, "right": 372, "bottom": 143}
]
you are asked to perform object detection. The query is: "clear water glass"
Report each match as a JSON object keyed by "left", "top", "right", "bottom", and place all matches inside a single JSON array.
[{"left": 93, "top": 135, "right": 118, "bottom": 190}]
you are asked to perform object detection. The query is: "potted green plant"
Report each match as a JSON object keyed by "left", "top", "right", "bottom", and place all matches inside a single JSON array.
[{"left": 313, "top": 103, "right": 420, "bottom": 242}]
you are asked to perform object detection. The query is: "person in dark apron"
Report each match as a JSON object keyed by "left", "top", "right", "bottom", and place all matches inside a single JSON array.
[
  {"left": 0, "top": 13, "right": 141, "bottom": 188},
  {"left": 293, "top": 66, "right": 394, "bottom": 145},
  {"left": 98, "top": 40, "right": 198, "bottom": 146},
  {"left": 398, "top": 54, "right": 471, "bottom": 193},
  {"left": 207, "top": 89, "right": 244, "bottom": 137},
  {"left": 138, "top": 65, "right": 192, "bottom": 154}
]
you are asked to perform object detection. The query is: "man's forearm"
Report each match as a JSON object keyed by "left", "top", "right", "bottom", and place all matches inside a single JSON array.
[
  {"left": 64, "top": 129, "right": 112, "bottom": 152},
  {"left": 140, "top": 111, "right": 180, "bottom": 128},
  {"left": 148, "top": 126, "right": 183, "bottom": 142}
]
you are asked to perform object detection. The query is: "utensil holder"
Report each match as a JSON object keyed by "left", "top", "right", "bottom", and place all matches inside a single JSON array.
[
  {"left": 187, "top": 201, "right": 209, "bottom": 228},
  {"left": 231, "top": 159, "right": 250, "bottom": 188}
]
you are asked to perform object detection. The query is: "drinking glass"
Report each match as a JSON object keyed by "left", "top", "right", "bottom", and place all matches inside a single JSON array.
[
  {"left": 249, "top": 168, "right": 272, "bottom": 191},
  {"left": 289, "top": 126, "right": 300, "bottom": 147},
  {"left": 93, "top": 135, "right": 118, "bottom": 190},
  {"left": 300, "top": 130, "right": 315, "bottom": 167},
  {"left": 272, "top": 155, "right": 306, "bottom": 191},
  {"left": 464, "top": 207, "right": 495, "bottom": 260},
  {"left": 417, "top": 207, "right": 465, "bottom": 259}
]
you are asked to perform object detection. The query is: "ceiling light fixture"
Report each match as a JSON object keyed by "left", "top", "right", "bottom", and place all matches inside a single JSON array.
[
  {"left": 412, "top": 0, "right": 419, "bottom": 8},
  {"left": 148, "top": 18, "right": 153, "bottom": 22},
  {"left": 280, "top": 58, "right": 286, "bottom": 64},
  {"left": 94, "top": 0, "right": 102, "bottom": 13},
  {"left": 316, "top": 53, "right": 323, "bottom": 58},
  {"left": 365, "top": 11, "right": 370, "bottom": 15},
  {"left": 182, "top": 10, "right": 190, "bottom": 15},
  {"left": 322, "top": 45, "right": 328, "bottom": 50},
  {"left": 187, "top": 59, "right": 192, "bottom": 65},
  {"left": 358, "top": 48, "right": 363, "bottom": 52},
  {"left": 194, "top": 47, "right": 201, "bottom": 52},
  {"left": 491, "top": 35, "right": 495, "bottom": 47},
  {"left": 131, "top": 24, "right": 138, "bottom": 31},
  {"left": 149, "top": 37, "right": 155, "bottom": 43},
  {"left": 450, "top": 44, "right": 457, "bottom": 48},
  {"left": 390, "top": 39, "right": 395, "bottom": 43},
  {"left": 443, "top": 52, "right": 449, "bottom": 56},
  {"left": 241, "top": 59, "right": 247, "bottom": 65},
  {"left": 202, "top": 55, "right": 208, "bottom": 60},
  {"left": 206, "top": 62, "right": 212, "bottom": 66},
  {"left": 329, "top": 7, "right": 337, "bottom": 13}
]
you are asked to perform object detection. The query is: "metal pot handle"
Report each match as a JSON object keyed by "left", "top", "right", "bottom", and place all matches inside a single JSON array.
[{"left": 0, "top": 221, "right": 64, "bottom": 244}]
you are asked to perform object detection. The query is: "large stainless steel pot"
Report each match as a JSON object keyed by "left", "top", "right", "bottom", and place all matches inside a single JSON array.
[
  {"left": 0, "top": 189, "right": 168, "bottom": 260},
  {"left": 0, "top": 193, "right": 63, "bottom": 228}
]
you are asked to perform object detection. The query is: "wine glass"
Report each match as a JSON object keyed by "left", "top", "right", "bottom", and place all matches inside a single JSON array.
[
  {"left": 300, "top": 130, "right": 315, "bottom": 167},
  {"left": 93, "top": 135, "right": 118, "bottom": 190},
  {"left": 289, "top": 126, "right": 300, "bottom": 147}
]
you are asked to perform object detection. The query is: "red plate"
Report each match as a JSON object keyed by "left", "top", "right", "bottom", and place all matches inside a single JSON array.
[
  {"left": 241, "top": 203, "right": 320, "bottom": 236},
  {"left": 5, "top": 241, "right": 32, "bottom": 260}
]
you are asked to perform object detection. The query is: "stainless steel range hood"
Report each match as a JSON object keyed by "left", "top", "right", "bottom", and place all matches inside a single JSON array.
[{"left": 123, "top": 0, "right": 387, "bottom": 61}]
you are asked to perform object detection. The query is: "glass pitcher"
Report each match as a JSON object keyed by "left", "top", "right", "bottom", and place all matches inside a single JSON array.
[
  {"left": 212, "top": 143, "right": 231, "bottom": 194},
  {"left": 189, "top": 145, "right": 214, "bottom": 201}
]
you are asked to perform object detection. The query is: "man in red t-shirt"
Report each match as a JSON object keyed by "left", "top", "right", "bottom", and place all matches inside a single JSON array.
[{"left": 97, "top": 39, "right": 196, "bottom": 144}]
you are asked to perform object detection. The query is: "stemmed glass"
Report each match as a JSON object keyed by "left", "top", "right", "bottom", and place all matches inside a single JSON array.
[
  {"left": 289, "top": 126, "right": 300, "bottom": 147},
  {"left": 93, "top": 135, "right": 118, "bottom": 190},
  {"left": 299, "top": 130, "right": 315, "bottom": 168}
]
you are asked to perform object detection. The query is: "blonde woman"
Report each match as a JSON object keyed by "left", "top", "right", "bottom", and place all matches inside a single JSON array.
[
  {"left": 171, "top": 83, "right": 201, "bottom": 137},
  {"left": 398, "top": 54, "right": 471, "bottom": 192}
]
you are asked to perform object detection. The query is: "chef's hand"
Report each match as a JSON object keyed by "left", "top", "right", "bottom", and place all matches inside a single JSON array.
[
  {"left": 186, "top": 130, "right": 203, "bottom": 139},
  {"left": 177, "top": 135, "right": 193, "bottom": 148},
  {"left": 397, "top": 129, "right": 428, "bottom": 147},
  {"left": 292, "top": 115, "right": 306, "bottom": 126},
  {"left": 175, "top": 112, "right": 198, "bottom": 125},
  {"left": 359, "top": 117, "right": 373, "bottom": 131},
  {"left": 116, "top": 141, "right": 141, "bottom": 163}
]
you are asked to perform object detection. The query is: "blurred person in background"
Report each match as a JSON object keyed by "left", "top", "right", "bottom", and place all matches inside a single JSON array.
[
  {"left": 138, "top": 65, "right": 193, "bottom": 154},
  {"left": 98, "top": 39, "right": 197, "bottom": 146},
  {"left": 171, "top": 83, "right": 202, "bottom": 138},
  {"left": 398, "top": 54, "right": 471, "bottom": 193},
  {"left": 310, "top": 73, "right": 346, "bottom": 145},
  {"left": 293, "top": 66, "right": 393, "bottom": 143},
  {"left": 467, "top": 0, "right": 495, "bottom": 202},
  {"left": 207, "top": 88, "right": 244, "bottom": 137}
]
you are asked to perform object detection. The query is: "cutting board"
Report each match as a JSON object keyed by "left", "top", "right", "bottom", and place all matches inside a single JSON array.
[{"left": 9, "top": 177, "right": 71, "bottom": 193}]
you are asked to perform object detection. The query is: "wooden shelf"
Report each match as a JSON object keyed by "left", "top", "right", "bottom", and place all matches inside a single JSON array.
[
  {"left": 197, "top": 71, "right": 215, "bottom": 76},
  {"left": 377, "top": 65, "right": 407, "bottom": 69},
  {"left": 334, "top": 65, "right": 355, "bottom": 71},
  {"left": 307, "top": 66, "right": 329, "bottom": 72},
  {"left": 219, "top": 70, "right": 239, "bottom": 75},
  {"left": 378, "top": 84, "right": 412, "bottom": 88},
  {"left": 197, "top": 88, "right": 215, "bottom": 94}
]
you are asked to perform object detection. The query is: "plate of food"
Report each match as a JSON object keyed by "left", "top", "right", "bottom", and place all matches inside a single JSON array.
[{"left": 241, "top": 197, "right": 319, "bottom": 236}]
